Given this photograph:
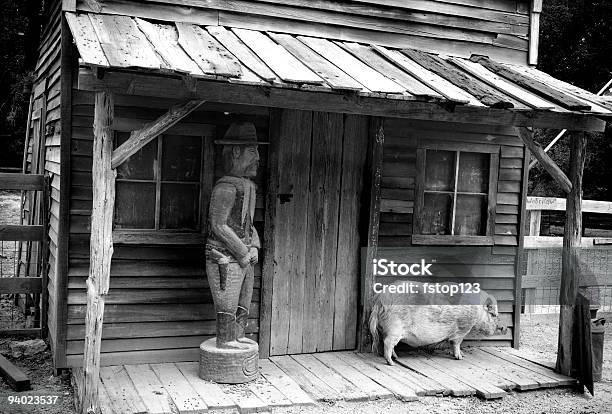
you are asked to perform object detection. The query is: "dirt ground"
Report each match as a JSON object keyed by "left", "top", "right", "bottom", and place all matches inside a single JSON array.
[{"left": 1, "top": 189, "right": 611, "bottom": 413}]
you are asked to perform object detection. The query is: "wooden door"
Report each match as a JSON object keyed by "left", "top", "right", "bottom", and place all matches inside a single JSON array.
[{"left": 261, "top": 109, "right": 368, "bottom": 356}]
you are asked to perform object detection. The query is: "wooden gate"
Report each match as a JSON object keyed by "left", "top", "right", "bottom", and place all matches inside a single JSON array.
[
  {"left": 261, "top": 110, "right": 368, "bottom": 356},
  {"left": 0, "top": 173, "right": 48, "bottom": 336}
]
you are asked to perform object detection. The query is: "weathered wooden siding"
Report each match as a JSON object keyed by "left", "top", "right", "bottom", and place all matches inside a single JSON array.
[
  {"left": 22, "top": 0, "right": 62, "bottom": 356},
  {"left": 74, "top": 0, "right": 533, "bottom": 64},
  {"left": 64, "top": 91, "right": 269, "bottom": 366},
  {"left": 378, "top": 118, "right": 525, "bottom": 346}
]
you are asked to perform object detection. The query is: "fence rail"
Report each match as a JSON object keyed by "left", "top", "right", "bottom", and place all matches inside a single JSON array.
[{"left": 0, "top": 173, "right": 48, "bottom": 336}]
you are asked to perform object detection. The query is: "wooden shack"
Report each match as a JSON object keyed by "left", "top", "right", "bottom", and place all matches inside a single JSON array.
[{"left": 23, "top": 0, "right": 611, "bottom": 374}]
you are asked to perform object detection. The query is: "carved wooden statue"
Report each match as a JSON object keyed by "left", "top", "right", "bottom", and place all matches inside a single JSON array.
[{"left": 199, "top": 122, "right": 267, "bottom": 383}]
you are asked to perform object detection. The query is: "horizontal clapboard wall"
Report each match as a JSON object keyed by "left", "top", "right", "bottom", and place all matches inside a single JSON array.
[
  {"left": 23, "top": 0, "right": 63, "bottom": 356},
  {"left": 65, "top": 91, "right": 269, "bottom": 366},
  {"left": 377, "top": 117, "right": 525, "bottom": 346},
  {"left": 75, "top": 0, "right": 532, "bottom": 64}
]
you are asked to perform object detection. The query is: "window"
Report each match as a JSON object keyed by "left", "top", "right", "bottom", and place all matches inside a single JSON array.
[
  {"left": 113, "top": 132, "right": 205, "bottom": 232},
  {"left": 413, "top": 142, "right": 499, "bottom": 245}
]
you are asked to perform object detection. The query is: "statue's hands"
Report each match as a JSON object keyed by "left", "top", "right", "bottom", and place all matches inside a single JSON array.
[
  {"left": 238, "top": 252, "right": 251, "bottom": 268},
  {"left": 248, "top": 247, "right": 259, "bottom": 265}
]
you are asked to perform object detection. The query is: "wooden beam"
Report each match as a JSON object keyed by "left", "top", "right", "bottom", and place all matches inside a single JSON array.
[
  {"left": 0, "top": 277, "right": 42, "bottom": 294},
  {"left": 0, "top": 173, "right": 45, "bottom": 190},
  {"left": 513, "top": 146, "right": 530, "bottom": 348},
  {"left": 358, "top": 117, "right": 384, "bottom": 353},
  {"left": 516, "top": 127, "right": 572, "bottom": 193},
  {"left": 79, "top": 70, "right": 608, "bottom": 132},
  {"left": 81, "top": 91, "right": 115, "bottom": 414},
  {"left": 110, "top": 99, "right": 205, "bottom": 169},
  {"left": 556, "top": 131, "right": 587, "bottom": 376},
  {"left": 0, "top": 354, "right": 30, "bottom": 391}
]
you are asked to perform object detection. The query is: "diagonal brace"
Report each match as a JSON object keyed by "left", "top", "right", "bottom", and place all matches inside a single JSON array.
[
  {"left": 516, "top": 127, "right": 572, "bottom": 194},
  {"left": 111, "top": 99, "right": 205, "bottom": 169}
]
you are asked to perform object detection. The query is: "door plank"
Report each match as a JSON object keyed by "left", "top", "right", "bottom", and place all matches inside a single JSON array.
[
  {"left": 332, "top": 115, "right": 368, "bottom": 350},
  {"left": 303, "top": 112, "right": 343, "bottom": 353}
]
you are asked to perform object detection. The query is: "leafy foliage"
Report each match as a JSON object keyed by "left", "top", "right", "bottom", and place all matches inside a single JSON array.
[
  {"left": 0, "top": 0, "right": 41, "bottom": 169},
  {"left": 531, "top": 0, "right": 612, "bottom": 200}
]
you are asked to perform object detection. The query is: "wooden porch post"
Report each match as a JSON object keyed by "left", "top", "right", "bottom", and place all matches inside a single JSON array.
[
  {"left": 358, "top": 117, "right": 384, "bottom": 353},
  {"left": 81, "top": 91, "right": 115, "bottom": 414},
  {"left": 556, "top": 131, "right": 587, "bottom": 376}
]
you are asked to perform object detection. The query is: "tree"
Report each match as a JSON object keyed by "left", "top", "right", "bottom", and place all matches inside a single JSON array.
[
  {"left": 531, "top": 0, "right": 612, "bottom": 201},
  {"left": 0, "top": 0, "right": 42, "bottom": 169}
]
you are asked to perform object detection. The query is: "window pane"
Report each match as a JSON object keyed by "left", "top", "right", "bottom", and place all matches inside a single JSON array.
[
  {"left": 160, "top": 183, "right": 199, "bottom": 230},
  {"left": 457, "top": 152, "right": 489, "bottom": 193},
  {"left": 114, "top": 182, "right": 156, "bottom": 229},
  {"left": 162, "top": 135, "right": 202, "bottom": 182},
  {"left": 115, "top": 132, "right": 157, "bottom": 180},
  {"left": 421, "top": 193, "right": 452, "bottom": 235},
  {"left": 454, "top": 195, "right": 487, "bottom": 235},
  {"left": 425, "top": 150, "right": 455, "bottom": 191}
]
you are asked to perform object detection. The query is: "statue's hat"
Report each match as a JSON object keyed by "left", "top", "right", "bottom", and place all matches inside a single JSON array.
[{"left": 214, "top": 122, "right": 269, "bottom": 145}]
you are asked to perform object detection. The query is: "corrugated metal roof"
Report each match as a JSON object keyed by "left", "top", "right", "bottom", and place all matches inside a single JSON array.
[{"left": 66, "top": 12, "right": 612, "bottom": 117}]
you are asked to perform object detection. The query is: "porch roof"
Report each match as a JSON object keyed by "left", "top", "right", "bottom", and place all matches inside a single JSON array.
[{"left": 66, "top": 12, "right": 612, "bottom": 131}]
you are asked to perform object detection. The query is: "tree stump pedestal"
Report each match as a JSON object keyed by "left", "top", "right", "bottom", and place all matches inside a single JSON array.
[{"left": 198, "top": 338, "right": 259, "bottom": 383}]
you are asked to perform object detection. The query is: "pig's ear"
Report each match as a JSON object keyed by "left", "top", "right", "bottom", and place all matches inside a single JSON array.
[{"left": 484, "top": 296, "right": 497, "bottom": 316}]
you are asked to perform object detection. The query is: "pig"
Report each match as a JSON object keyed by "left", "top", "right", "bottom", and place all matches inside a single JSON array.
[{"left": 369, "top": 280, "right": 507, "bottom": 365}]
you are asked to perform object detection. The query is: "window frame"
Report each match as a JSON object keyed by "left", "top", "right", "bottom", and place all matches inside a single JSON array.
[
  {"left": 412, "top": 140, "right": 499, "bottom": 246},
  {"left": 112, "top": 132, "right": 215, "bottom": 245}
]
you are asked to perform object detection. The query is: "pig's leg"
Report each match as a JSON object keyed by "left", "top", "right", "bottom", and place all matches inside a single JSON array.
[
  {"left": 383, "top": 336, "right": 401, "bottom": 365},
  {"left": 383, "top": 320, "right": 402, "bottom": 365},
  {"left": 449, "top": 338, "right": 464, "bottom": 360}
]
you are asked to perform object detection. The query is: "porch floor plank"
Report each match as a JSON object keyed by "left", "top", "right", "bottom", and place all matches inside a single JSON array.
[
  {"left": 416, "top": 354, "right": 507, "bottom": 399},
  {"left": 481, "top": 348, "right": 576, "bottom": 386},
  {"left": 334, "top": 351, "right": 418, "bottom": 401},
  {"left": 75, "top": 347, "right": 581, "bottom": 412},
  {"left": 269, "top": 355, "right": 342, "bottom": 401},
  {"left": 394, "top": 354, "right": 476, "bottom": 396},
  {"left": 124, "top": 364, "right": 176, "bottom": 414},
  {"left": 150, "top": 363, "right": 208, "bottom": 414},
  {"left": 258, "top": 359, "right": 316, "bottom": 406},
  {"left": 313, "top": 352, "right": 393, "bottom": 400},
  {"left": 175, "top": 362, "right": 237, "bottom": 409},
  {"left": 220, "top": 384, "right": 269, "bottom": 413},
  {"left": 292, "top": 354, "right": 369, "bottom": 401},
  {"left": 99, "top": 365, "right": 149, "bottom": 414},
  {"left": 355, "top": 352, "right": 429, "bottom": 396},
  {"left": 358, "top": 352, "right": 445, "bottom": 396},
  {"left": 467, "top": 349, "right": 544, "bottom": 390},
  {"left": 247, "top": 376, "right": 294, "bottom": 407}
]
